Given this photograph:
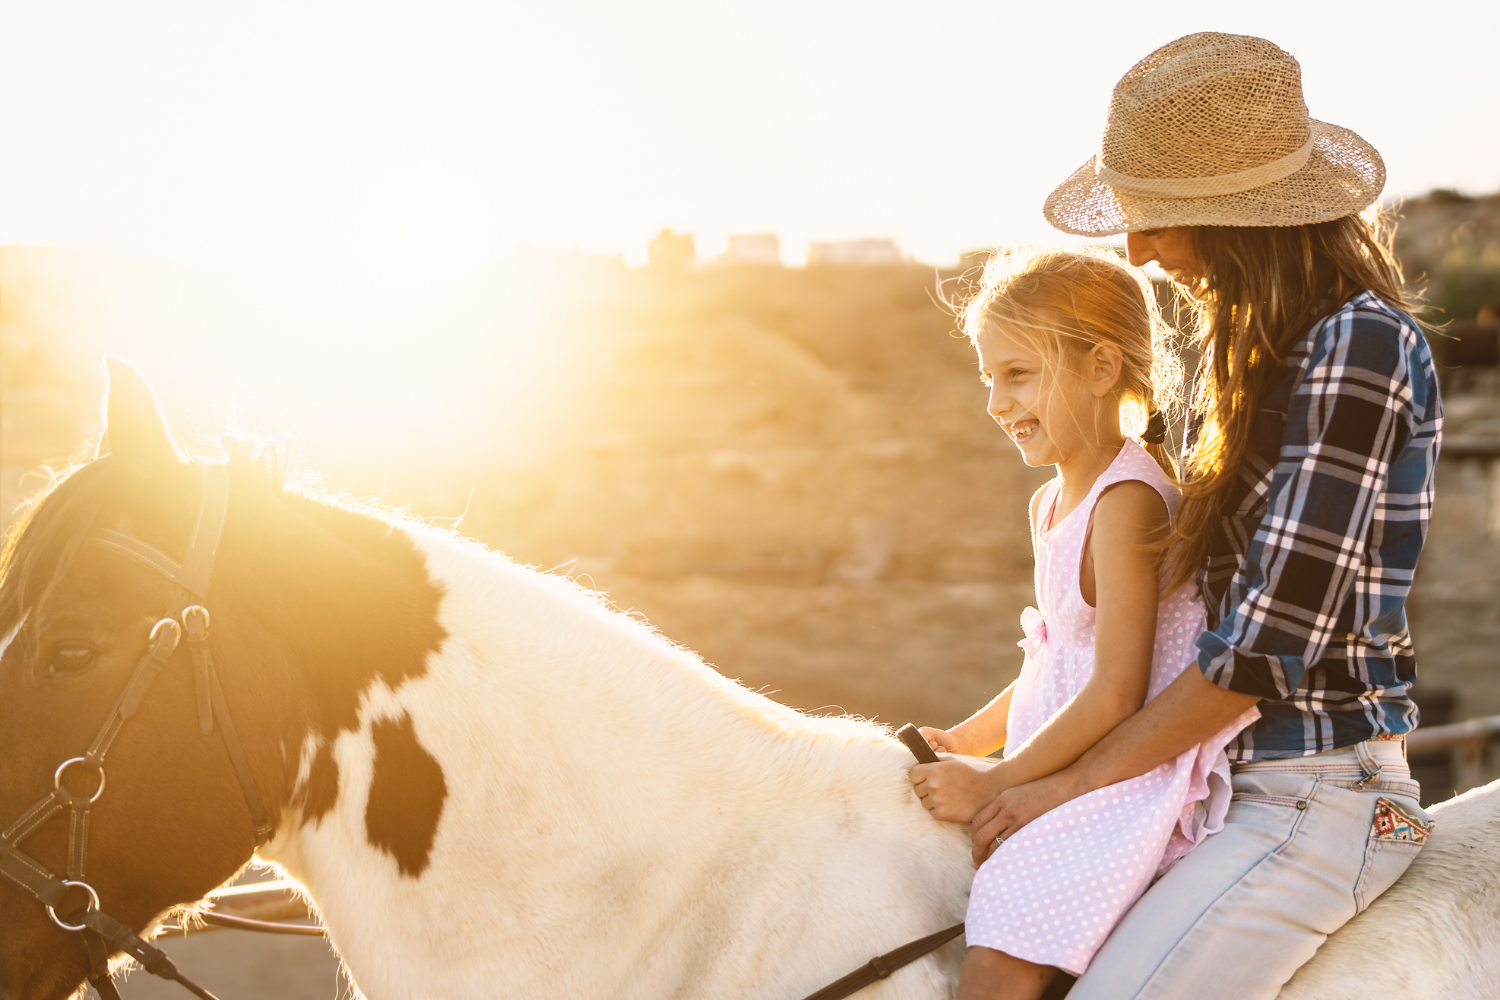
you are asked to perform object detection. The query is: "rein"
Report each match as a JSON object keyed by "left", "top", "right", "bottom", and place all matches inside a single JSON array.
[{"left": 0, "top": 460, "right": 272, "bottom": 1000}]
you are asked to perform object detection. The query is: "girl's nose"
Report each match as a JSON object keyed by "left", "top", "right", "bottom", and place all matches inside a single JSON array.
[{"left": 987, "top": 384, "right": 1010, "bottom": 421}]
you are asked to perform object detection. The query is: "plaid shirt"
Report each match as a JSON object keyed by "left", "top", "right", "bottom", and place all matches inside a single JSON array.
[{"left": 1190, "top": 291, "right": 1442, "bottom": 761}]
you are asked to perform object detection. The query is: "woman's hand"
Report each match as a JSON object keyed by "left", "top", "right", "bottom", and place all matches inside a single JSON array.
[
  {"left": 909, "top": 756, "right": 1000, "bottom": 824},
  {"left": 919, "top": 727, "right": 966, "bottom": 754},
  {"left": 970, "top": 771, "right": 1078, "bottom": 866}
]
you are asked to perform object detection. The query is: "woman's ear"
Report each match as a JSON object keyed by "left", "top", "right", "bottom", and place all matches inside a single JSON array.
[
  {"left": 99, "top": 356, "right": 183, "bottom": 478},
  {"left": 1088, "top": 343, "right": 1124, "bottom": 398}
]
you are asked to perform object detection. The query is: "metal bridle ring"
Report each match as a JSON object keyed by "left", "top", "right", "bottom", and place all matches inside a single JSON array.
[
  {"left": 45, "top": 880, "right": 100, "bottom": 932},
  {"left": 54, "top": 757, "right": 106, "bottom": 805}
]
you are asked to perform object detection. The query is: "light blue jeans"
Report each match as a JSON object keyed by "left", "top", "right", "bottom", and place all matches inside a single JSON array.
[{"left": 1069, "top": 739, "right": 1431, "bottom": 1000}]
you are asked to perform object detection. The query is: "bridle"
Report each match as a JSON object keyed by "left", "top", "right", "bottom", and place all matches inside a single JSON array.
[{"left": 0, "top": 459, "right": 273, "bottom": 1000}]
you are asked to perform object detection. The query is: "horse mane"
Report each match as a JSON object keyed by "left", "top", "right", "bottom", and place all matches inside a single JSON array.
[{"left": 0, "top": 457, "right": 123, "bottom": 641}]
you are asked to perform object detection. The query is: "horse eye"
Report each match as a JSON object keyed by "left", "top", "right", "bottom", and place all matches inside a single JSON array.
[{"left": 46, "top": 646, "right": 97, "bottom": 678}]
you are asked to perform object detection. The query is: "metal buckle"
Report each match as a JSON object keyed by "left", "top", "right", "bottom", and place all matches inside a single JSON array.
[
  {"left": 182, "top": 605, "right": 211, "bottom": 637},
  {"left": 45, "top": 879, "right": 100, "bottom": 932},
  {"left": 54, "top": 758, "right": 106, "bottom": 805}
]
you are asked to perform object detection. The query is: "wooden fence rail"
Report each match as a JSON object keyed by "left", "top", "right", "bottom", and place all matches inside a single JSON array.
[{"left": 1406, "top": 714, "right": 1500, "bottom": 793}]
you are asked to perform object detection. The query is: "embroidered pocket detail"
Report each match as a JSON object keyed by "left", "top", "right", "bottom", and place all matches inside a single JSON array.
[{"left": 1371, "top": 797, "right": 1432, "bottom": 844}]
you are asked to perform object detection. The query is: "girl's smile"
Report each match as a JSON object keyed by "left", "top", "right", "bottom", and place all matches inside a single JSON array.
[{"left": 1003, "top": 417, "right": 1040, "bottom": 446}]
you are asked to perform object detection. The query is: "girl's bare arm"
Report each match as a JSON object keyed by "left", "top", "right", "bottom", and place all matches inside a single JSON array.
[
  {"left": 910, "top": 481, "right": 1166, "bottom": 821},
  {"left": 921, "top": 681, "right": 1015, "bottom": 756},
  {"left": 983, "top": 480, "right": 1164, "bottom": 786}
]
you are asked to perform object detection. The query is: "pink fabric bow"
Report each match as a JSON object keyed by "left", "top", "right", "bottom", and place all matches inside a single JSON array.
[{"left": 1017, "top": 606, "right": 1048, "bottom": 660}]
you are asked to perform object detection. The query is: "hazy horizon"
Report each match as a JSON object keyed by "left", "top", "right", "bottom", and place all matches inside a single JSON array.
[{"left": 4, "top": 0, "right": 1497, "bottom": 283}]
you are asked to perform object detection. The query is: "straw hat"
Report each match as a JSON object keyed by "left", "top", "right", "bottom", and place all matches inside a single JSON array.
[{"left": 1044, "top": 33, "right": 1385, "bottom": 236}]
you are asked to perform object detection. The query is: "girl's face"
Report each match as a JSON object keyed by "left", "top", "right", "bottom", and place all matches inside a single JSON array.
[{"left": 975, "top": 324, "right": 1103, "bottom": 469}]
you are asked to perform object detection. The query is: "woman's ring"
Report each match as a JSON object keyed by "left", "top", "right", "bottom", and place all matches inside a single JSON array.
[{"left": 994, "top": 834, "right": 1005, "bottom": 849}]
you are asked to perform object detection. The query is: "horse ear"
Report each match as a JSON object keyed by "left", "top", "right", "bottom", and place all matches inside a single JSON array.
[{"left": 100, "top": 356, "right": 182, "bottom": 474}]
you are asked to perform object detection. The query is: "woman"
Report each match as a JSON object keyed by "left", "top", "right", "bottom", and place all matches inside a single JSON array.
[{"left": 969, "top": 33, "right": 1441, "bottom": 999}]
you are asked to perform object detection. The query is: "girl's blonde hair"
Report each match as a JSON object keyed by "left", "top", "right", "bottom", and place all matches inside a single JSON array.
[{"left": 960, "top": 247, "right": 1184, "bottom": 477}]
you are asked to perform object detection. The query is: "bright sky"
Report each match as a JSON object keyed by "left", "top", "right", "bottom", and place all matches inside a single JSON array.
[{"left": 3, "top": 0, "right": 1497, "bottom": 275}]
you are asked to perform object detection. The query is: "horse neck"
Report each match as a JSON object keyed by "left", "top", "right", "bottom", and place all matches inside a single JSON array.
[
  {"left": 233, "top": 509, "right": 978, "bottom": 998},
  {"left": 256, "top": 513, "right": 905, "bottom": 895},
  {"left": 207, "top": 485, "right": 449, "bottom": 839}
]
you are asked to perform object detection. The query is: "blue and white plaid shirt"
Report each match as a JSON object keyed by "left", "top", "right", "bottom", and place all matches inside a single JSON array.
[{"left": 1190, "top": 291, "right": 1442, "bottom": 761}]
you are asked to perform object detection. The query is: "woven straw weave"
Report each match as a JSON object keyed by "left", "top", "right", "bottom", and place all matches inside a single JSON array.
[{"left": 1045, "top": 33, "right": 1385, "bottom": 236}]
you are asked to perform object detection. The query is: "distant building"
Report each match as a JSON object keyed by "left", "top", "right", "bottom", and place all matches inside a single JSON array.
[
  {"left": 806, "top": 238, "right": 903, "bottom": 267},
  {"left": 720, "top": 234, "right": 782, "bottom": 267},
  {"left": 647, "top": 229, "right": 696, "bottom": 270}
]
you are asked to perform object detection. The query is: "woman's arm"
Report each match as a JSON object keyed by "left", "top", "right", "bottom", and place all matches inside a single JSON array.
[
  {"left": 971, "top": 666, "right": 1259, "bottom": 863},
  {"left": 911, "top": 481, "right": 1167, "bottom": 822}
]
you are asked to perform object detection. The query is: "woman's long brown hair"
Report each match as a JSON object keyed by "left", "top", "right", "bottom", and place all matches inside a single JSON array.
[{"left": 1164, "top": 212, "right": 1416, "bottom": 592}]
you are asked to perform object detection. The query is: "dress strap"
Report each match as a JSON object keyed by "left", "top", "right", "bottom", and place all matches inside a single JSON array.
[{"left": 1087, "top": 439, "right": 1181, "bottom": 522}]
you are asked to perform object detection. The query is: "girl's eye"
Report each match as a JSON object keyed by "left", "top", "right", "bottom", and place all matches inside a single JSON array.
[
  {"left": 979, "top": 373, "right": 993, "bottom": 387},
  {"left": 45, "top": 645, "right": 97, "bottom": 678}
]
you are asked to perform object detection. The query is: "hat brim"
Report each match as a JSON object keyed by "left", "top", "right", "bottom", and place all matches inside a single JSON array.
[{"left": 1043, "top": 120, "right": 1385, "bottom": 237}]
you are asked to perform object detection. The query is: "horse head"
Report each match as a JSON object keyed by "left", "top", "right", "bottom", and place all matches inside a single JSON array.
[{"left": 0, "top": 359, "right": 448, "bottom": 999}]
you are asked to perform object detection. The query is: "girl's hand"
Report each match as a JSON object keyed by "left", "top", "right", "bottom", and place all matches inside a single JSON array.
[
  {"left": 909, "top": 757, "right": 999, "bottom": 824},
  {"left": 919, "top": 727, "right": 965, "bottom": 754},
  {"left": 970, "top": 771, "right": 1078, "bottom": 866}
]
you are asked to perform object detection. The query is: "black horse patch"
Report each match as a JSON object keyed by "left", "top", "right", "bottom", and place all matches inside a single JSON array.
[{"left": 365, "top": 712, "right": 447, "bottom": 877}]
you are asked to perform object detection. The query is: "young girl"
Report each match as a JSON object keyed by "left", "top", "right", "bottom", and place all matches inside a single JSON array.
[{"left": 907, "top": 248, "right": 1257, "bottom": 999}]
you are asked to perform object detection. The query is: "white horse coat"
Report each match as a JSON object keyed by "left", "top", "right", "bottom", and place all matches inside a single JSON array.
[
  {"left": 261, "top": 520, "right": 1500, "bottom": 999},
  {"left": 264, "top": 523, "right": 973, "bottom": 998}
]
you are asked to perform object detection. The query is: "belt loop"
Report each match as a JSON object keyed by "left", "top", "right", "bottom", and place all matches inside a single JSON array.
[{"left": 1353, "top": 741, "right": 1382, "bottom": 790}]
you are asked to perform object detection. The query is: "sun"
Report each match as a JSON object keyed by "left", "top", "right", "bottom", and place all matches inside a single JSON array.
[{"left": 344, "top": 162, "right": 504, "bottom": 289}]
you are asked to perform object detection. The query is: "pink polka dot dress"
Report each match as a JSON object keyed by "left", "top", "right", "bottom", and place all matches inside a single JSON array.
[{"left": 965, "top": 440, "right": 1259, "bottom": 976}]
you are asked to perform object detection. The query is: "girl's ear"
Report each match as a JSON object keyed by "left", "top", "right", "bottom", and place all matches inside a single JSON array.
[{"left": 1088, "top": 343, "right": 1124, "bottom": 398}]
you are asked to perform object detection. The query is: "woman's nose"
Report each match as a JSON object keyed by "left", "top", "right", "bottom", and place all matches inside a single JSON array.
[{"left": 1125, "top": 231, "right": 1157, "bottom": 268}]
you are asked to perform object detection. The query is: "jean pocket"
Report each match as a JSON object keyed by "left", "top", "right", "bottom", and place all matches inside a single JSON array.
[
  {"left": 1353, "top": 797, "right": 1433, "bottom": 912},
  {"left": 1227, "top": 792, "right": 1309, "bottom": 854}
]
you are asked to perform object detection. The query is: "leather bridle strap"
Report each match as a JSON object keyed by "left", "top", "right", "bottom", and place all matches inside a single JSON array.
[
  {"left": 0, "top": 846, "right": 220, "bottom": 1000},
  {"left": 0, "top": 457, "right": 263, "bottom": 1000},
  {"left": 94, "top": 459, "right": 228, "bottom": 599}
]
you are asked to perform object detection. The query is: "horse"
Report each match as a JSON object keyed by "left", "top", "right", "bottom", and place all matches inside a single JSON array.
[
  {"left": 0, "top": 358, "right": 973, "bottom": 999},
  {"left": 1, "top": 360, "right": 1496, "bottom": 1000}
]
